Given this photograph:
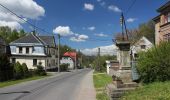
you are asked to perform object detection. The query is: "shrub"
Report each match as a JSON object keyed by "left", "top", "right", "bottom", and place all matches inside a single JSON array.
[
  {"left": 60, "top": 64, "right": 68, "bottom": 72},
  {"left": 0, "top": 54, "right": 13, "bottom": 81},
  {"left": 22, "top": 63, "right": 29, "bottom": 77},
  {"left": 137, "top": 42, "right": 170, "bottom": 83},
  {"left": 35, "top": 62, "right": 46, "bottom": 76},
  {"left": 14, "top": 62, "right": 24, "bottom": 79}
]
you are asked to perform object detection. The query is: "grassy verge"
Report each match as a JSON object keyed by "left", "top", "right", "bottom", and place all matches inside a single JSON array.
[
  {"left": 121, "top": 81, "right": 170, "bottom": 100},
  {"left": 93, "top": 72, "right": 112, "bottom": 100},
  {"left": 0, "top": 75, "right": 50, "bottom": 88}
]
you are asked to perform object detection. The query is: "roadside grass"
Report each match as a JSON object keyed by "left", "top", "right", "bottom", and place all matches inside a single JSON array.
[
  {"left": 93, "top": 72, "right": 112, "bottom": 100},
  {"left": 0, "top": 74, "right": 51, "bottom": 88},
  {"left": 121, "top": 81, "right": 170, "bottom": 100}
]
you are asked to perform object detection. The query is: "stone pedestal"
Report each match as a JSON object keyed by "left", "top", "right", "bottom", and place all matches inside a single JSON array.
[{"left": 116, "top": 40, "right": 132, "bottom": 83}]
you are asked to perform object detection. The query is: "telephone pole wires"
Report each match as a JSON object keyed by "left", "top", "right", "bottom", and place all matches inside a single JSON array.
[{"left": 57, "top": 34, "right": 60, "bottom": 72}]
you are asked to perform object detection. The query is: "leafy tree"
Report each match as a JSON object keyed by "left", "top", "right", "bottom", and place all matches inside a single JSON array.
[
  {"left": 115, "top": 20, "right": 155, "bottom": 44},
  {"left": 14, "top": 62, "right": 24, "bottom": 79},
  {"left": 0, "top": 54, "right": 13, "bottom": 81},
  {"left": 0, "top": 26, "right": 26, "bottom": 43},
  {"left": 92, "top": 55, "right": 116, "bottom": 72},
  {"left": 60, "top": 64, "right": 69, "bottom": 72},
  {"left": 35, "top": 62, "right": 46, "bottom": 76},
  {"left": 137, "top": 42, "right": 170, "bottom": 83},
  {"left": 22, "top": 63, "right": 29, "bottom": 77},
  {"left": 59, "top": 45, "right": 76, "bottom": 56}
]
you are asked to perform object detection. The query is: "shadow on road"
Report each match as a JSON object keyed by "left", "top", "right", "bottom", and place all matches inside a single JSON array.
[{"left": 0, "top": 91, "right": 30, "bottom": 95}]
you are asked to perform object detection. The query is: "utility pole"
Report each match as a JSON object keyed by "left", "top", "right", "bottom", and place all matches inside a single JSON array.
[
  {"left": 120, "top": 13, "right": 128, "bottom": 41},
  {"left": 58, "top": 34, "right": 60, "bottom": 72},
  {"left": 97, "top": 48, "right": 100, "bottom": 71}
]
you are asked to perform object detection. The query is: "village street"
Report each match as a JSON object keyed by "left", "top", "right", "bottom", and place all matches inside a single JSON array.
[{"left": 0, "top": 69, "right": 96, "bottom": 100}]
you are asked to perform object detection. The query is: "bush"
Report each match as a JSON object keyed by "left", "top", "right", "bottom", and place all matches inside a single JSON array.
[
  {"left": 60, "top": 64, "right": 68, "bottom": 72},
  {"left": 22, "top": 63, "right": 29, "bottom": 77},
  {"left": 14, "top": 62, "right": 24, "bottom": 79},
  {"left": 35, "top": 62, "right": 46, "bottom": 76},
  {"left": 137, "top": 42, "right": 170, "bottom": 83},
  {"left": 0, "top": 54, "right": 13, "bottom": 81}
]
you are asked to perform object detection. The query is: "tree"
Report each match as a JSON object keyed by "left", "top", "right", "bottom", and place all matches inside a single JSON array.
[
  {"left": 22, "top": 63, "right": 29, "bottom": 77},
  {"left": 14, "top": 62, "right": 24, "bottom": 79},
  {"left": 0, "top": 26, "right": 26, "bottom": 43},
  {"left": 137, "top": 42, "right": 170, "bottom": 83},
  {"left": 115, "top": 20, "right": 155, "bottom": 44},
  {"left": 0, "top": 54, "right": 13, "bottom": 81},
  {"left": 92, "top": 55, "right": 116, "bottom": 72},
  {"left": 35, "top": 62, "right": 46, "bottom": 76},
  {"left": 59, "top": 45, "right": 76, "bottom": 56}
]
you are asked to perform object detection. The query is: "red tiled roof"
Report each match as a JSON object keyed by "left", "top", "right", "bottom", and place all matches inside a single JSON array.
[{"left": 63, "top": 52, "right": 77, "bottom": 60}]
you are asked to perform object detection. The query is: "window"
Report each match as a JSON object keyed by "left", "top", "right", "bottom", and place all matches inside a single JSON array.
[
  {"left": 164, "top": 13, "right": 170, "bottom": 24},
  {"left": 168, "top": 13, "right": 170, "bottom": 22},
  {"left": 12, "top": 58, "right": 16, "bottom": 63},
  {"left": 33, "top": 59, "right": 37, "bottom": 66},
  {"left": 26, "top": 47, "right": 29, "bottom": 54},
  {"left": 141, "top": 45, "right": 146, "bottom": 49},
  {"left": 163, "top": 33, "right": 170, "bottom": 42},
  {"left": 19, "top": 47, "right": 22, "bottom": 53}
]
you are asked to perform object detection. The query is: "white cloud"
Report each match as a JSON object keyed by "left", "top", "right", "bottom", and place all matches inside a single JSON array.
[
  {"left": 88, "top": 26, "right": 96, "bottom": 31},
  {"left": 70, "top": 34, "right": 89, "bottom": 42},
  {"left": 84, "top": 3, "right": 94, "bottom": 11},
  {"left": 95, "top": 33, "right": 108, "bottom": 37},
  {"left": 53, "top": 26, "right": 74, "bottom": 36},
  {"left": 108, "top": 5, "right": 122, "bottom": 13},
  {"left": 0, "top": 21, "right": 22, "bottom": 30},
  {"left": 127, "top": 18, "right": 137, "bottom": 23},
  {"left": 0, "top": 0, "right": 45, "bottom": 20},
  {"left": 0, "top": 0, "right": 45, "bottom": 30},
  {"left": 81, "top": 45, "right": 118, "bottom": 56}
]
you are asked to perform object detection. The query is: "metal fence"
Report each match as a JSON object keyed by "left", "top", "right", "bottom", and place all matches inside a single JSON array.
[{"left": 131, "top": 61, "right": 140, "bottom": 81}]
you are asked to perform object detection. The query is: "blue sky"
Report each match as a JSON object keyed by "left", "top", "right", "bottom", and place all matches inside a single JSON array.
[{"left": 0, "top": 0, "right": 169, "bottom": 49}]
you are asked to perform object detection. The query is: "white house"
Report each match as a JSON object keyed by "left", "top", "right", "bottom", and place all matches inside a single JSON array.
[
  {"left": 60, "top": 56, "right": 74, "bottom": 70},
  {"left": 131, "top": 36, "right": 153, "bottom": 59},
  {"left": 10, "top": 33, "right": 58, "bottom": 70}
]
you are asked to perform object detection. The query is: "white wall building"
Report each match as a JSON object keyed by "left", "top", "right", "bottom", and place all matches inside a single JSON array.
[
  {"left": 60, "top": 56, "right": 74, "bottom": 70},
  {"left": 131, "top": 36, "right": 153, "bottom": 59},
  {"left": 10, "top": 33, "right": 58, "bottom": 70}
]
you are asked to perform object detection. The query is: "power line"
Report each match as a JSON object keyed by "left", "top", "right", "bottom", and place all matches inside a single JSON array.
[
  {"left": 0, "top": 3, "right": 113, "bottom": 44},
  {"left": 0, "top": 3, "right": 51, "bottom": 34},
  {"left": 125, "top": 0, "right": 137, "bottom": 15}
]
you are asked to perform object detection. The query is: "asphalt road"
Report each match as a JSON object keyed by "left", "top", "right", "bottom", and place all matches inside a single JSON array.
[{"left": 0, "top": 69, "right": 96, "bottom": 100}]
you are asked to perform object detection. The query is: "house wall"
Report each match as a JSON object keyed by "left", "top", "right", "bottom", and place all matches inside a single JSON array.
[
  {"left": 155, "top": 22, "right": 161, "bottom": 45},
  {"left": 154, "top": 6, "right": 170, "bottom": 44},
  {"left": 10, "top": 45, "right": 57, "bottom": 70},
  {"left": 10, "top": 45, "right": 45, "bottom": 55},
  {"left": 60, "top": 57, "right": 74, "bottom": 70},
  {"left": 14, "top": 58, "right": 46, "bottom": 69}
]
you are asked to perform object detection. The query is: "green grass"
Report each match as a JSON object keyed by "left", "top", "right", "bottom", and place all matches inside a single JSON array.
[
  {"left": 93, "top": 72, "right": 112, "bottom": 100},
  {"left": 0, "top": 75, "right": 50, "bottom": 88},
  {"left": 121, "top": 81, "right": 170, "bottom": 100},
  {"left": 93, "top": 73, "right": 112, "bottom": 89},
  {"left": 96, "top": 92, "right": 110, "bottom": 100}
]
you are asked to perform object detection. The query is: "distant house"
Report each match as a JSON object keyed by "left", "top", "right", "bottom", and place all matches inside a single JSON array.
[
  {"left": 131, "top": 36, "right": 153, "bottom": 59},
  {"left": 153, "top": 1, "right": 170, "bottom": 45},
  {"left": 60, "top": 52, "right": 77, "bottom": 69},
  {"left": 9, "top": 33, "right": 58, "bottom": 70},
  {"left": 60, "top": 56, "right": 74, "bottom": 70},
  {"left": 0, "top": 36, "right": 10, "bottom": 55}
]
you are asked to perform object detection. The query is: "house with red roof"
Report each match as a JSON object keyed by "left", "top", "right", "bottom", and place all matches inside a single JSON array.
[{"left": 60, "top": 52, "right": 77, "bottom": 70}]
